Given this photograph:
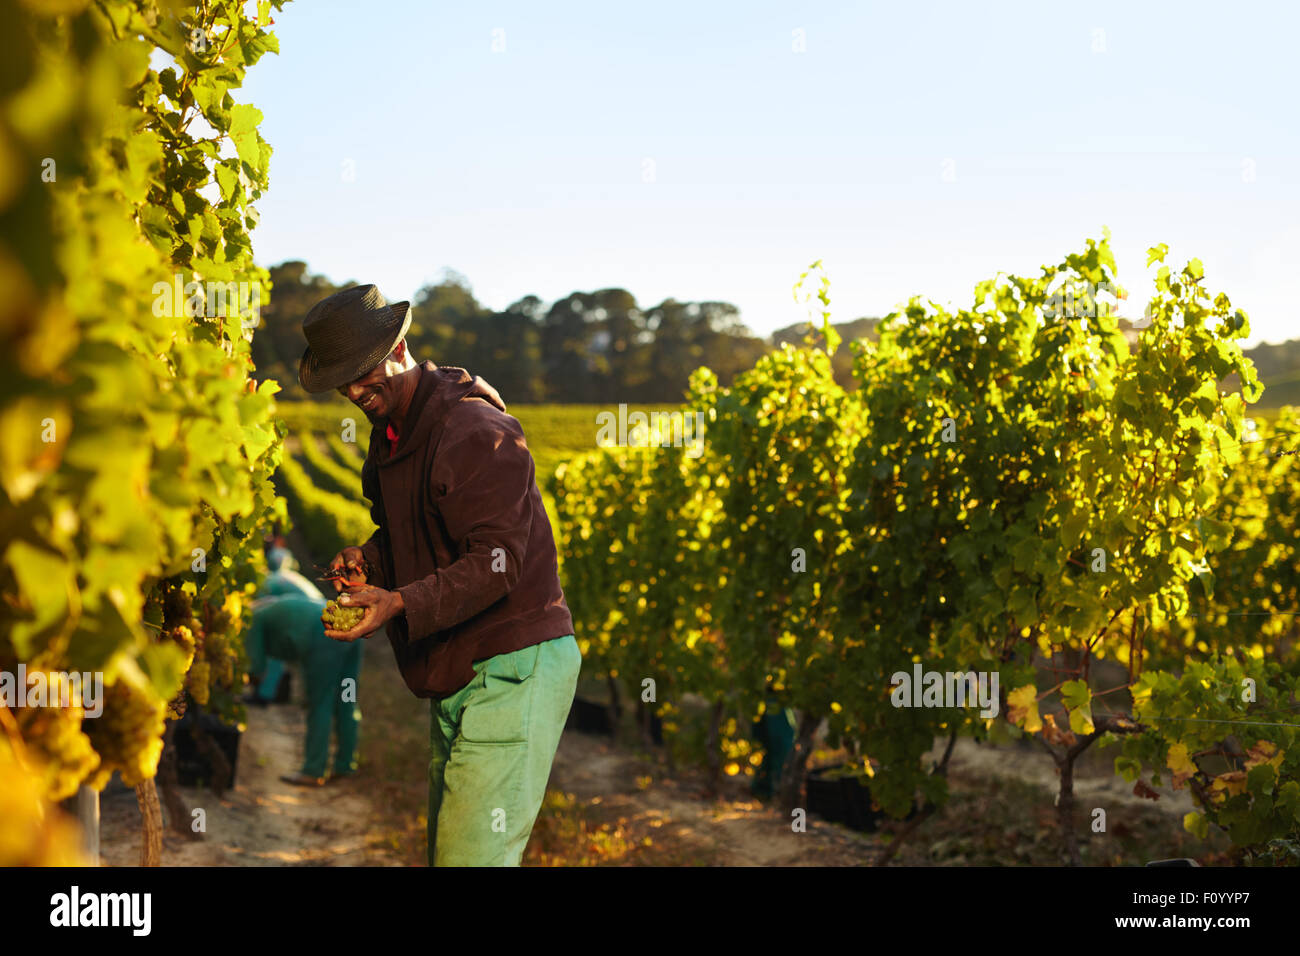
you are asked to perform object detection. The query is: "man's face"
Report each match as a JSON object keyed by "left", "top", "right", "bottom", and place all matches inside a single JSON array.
[{"left": 337, "top": 344, "right": 401, "bottom": 420}]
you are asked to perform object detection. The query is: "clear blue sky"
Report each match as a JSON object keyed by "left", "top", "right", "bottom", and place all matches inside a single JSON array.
[{"left": 241, "top": 0, "right": 1299, "bottom": 345}]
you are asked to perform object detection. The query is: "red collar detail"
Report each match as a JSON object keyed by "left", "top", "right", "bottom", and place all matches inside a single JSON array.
[{"left": 386, "top": 421, "right": 400, "bottom": 454}]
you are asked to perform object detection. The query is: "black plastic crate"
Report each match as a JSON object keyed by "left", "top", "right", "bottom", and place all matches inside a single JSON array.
[
  {"left": 805, "top": 765, "right": 898, "bottom": 833},
  {"left": 565, "top": 695, "right": 663, "bottom": 743},
  {"left": 805, "top": 766, "right": 849, "bottom": 824},
  {"left": 172, "top": 712, "right": 241, "bottom": 787},
  {"left": 566, "top": 696, "right": 614, "bottom": 735}
]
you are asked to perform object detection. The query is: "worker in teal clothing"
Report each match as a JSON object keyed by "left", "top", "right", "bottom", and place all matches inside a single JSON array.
[
  {"left": 248, "top": 549, "right": 325, "bottom": 704},
  {"left": 750, "top": 698, "right": 797, "bottom": 799},
  {"left": 260, "top": 546, "right": 318, "bottom": 593},
  {"left": 245, "top": 593, "right": 362, "bottom": 786},
  {"left": 265, "top": 530, "right": 295, "bottom": 576}
]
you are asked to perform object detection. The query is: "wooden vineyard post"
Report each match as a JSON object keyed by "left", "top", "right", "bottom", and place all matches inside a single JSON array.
[{"left": 76, "top": 785, "right": 99, "bottom": 866}]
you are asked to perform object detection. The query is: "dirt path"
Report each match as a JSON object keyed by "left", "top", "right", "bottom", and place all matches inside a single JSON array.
[
  {"left": 543, "top": 729, "right": 882, "bottom": 865},
  {"left": 97, "top": 708, "right": 1197, "bottom": 867},
  {"left": 535, "top": 725, "right": 1202, "bottom": 866},
  {"left": 98, "top": 691, "right": 402, "bottom": 867}
]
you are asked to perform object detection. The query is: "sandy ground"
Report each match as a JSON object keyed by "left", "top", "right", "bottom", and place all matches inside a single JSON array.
[
  {"left": 94, "top": 573, "right": 1188, "bottom": 868},
  {"left": 98, "top": 687, "right": 402, "bottom": 867},
  {"left": 98, "top": 707, "right": 884, "bottom": 866},
  {"left": 98, "top": 715, "right": 1192, "bottom": 867},
  {"left": 546, "top": 729, "right": 882, "bottom": 865},
  {"left": 541, "top": 727, "right": 1193, "bottom": 867}
]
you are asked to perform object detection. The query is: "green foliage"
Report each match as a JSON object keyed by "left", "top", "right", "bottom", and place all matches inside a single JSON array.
[
  {"left": 274, "top": 452, "right": 374, "bottom": 568},
  {"left": 551, "top": 234, "right": 1300, "bottom": 860},
  {"left": 280, "top": 399, "right": 648, "bottom": 486},
  {"left": 297, "top": 432, "right": 362, "bottom": 500},
  {"left": 0, "top": 0, "right": 287, "bottom": 802},
  {"left": 692, "top": 344, "right": 862, "bottom": 728},
  {"left": 325, "top": 431, "right": 365, "bottom": 472},
  {"left": 1116, "top": 408, "right": 1300, "bottom": 850}
]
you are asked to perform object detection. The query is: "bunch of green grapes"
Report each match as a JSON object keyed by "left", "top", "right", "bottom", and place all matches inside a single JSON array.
[
  {"left": 322, "top": 600, "right": 365, "bottom": 631},
  {"left": 187, "top": 655, "right": 212, "bottom": 708},
  {"left": 183, "top": 601, "right": 245, "bottom": 714},
  {"left": 16, "top": 698, "right": 100, "bottom": 802},
  {"left": 163, "top": 624, "right": 197, "bottom": 718},
  {"left": 161, "top": 584, "right": 194, "bottom": 628},
  {"left": 209, "top": 632, "right": 238, "bottom": 688},
  {"left": 208, "top": 604, "right": 234, "bottom": 636},
  {"left": 168, "top": 623, "right": 196, "bottom": 658},
  {"left": 84, "top": 679, "right": 166, "bottom": 789},
  {"left": 165, "top": 692, "right": 187, "bottom": 721}
]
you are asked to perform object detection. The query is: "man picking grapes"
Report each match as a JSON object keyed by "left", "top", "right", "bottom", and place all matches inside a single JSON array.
[{"left": 297, "top": 284, "right": 580, "bottom": 867}]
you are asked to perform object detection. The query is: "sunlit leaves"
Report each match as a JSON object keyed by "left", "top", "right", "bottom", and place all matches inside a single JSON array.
[
  {"left": 229, "top": 102, "right": 266, "bottom": 174},
  {"left": 0, "top": 0, "right": 288, "bottom": 807},
  {"left": 552, "top": 232, "right": 1300, "bottom": 852}
]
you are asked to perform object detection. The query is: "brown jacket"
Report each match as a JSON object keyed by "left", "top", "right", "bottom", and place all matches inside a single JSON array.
[{"left": 357, "top": 362, "right": 574, "bottom": 698}]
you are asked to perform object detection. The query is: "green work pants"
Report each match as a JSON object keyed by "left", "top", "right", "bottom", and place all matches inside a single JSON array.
[
  {"left": 427, "top": 634, "right": 581, "bottom": 866},
  {"left": 302, "top": 637, "right": 363, "bottom": 778},
  {"left": 256, "top": 658, "right": 284, "bottom": 701},
  {"left": 750, "top": 700, "right": 797, "bottom": 799}
]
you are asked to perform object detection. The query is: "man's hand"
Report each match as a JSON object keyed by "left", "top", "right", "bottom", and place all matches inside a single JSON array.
[
  {"left": 323, "top": 585, "right": 404, "bottom": 642},
  {"left": 328, "top": 546, "right": 369, "bottom": 592}
]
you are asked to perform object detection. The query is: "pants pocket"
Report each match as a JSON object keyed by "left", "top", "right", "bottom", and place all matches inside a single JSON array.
[
  {"left": 459, "top": 657, "right": 535, "bottom": 744},
  {"left": 488, "top": 642, "right": 542, "bottom": 684}
]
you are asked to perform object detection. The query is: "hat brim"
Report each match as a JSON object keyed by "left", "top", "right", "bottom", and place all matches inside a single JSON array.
[{"left": 298, "top": 302, "right": 411, "bottom": 394}]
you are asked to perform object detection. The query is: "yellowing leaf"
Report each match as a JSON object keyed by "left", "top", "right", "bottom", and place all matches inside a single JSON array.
[
  {"left": 1042, "top": 712, "right": 1077, "bottom": 748},
  {"left": 1209, "top": 771, "right": 1247, "bottom": 797},
  {"left": 1166, "top": 742, "right": 1197, "bottom": 790},
  {"left": 1243, "top": 740, "right": 1284, "bottom": 771},
  {"left": 1006, "top": 684, "right": 1041, "bottom": 733}
]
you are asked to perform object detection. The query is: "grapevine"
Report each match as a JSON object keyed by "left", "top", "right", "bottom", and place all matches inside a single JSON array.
[
  {"left": 551, "top": 233, "right": 1300, "bottom": 864},
  {"left": 0, "top": 0, "right": 289, "bottom": 864}
]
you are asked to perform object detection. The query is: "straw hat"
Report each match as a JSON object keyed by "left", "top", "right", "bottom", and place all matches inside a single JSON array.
[{"left": 298, "top": 284, "right": 411, "bottom": 393}]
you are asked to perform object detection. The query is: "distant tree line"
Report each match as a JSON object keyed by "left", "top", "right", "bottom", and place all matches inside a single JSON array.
[
  {"left": 252, "top": 261, "right": 877, "bottom": 403},
  {"left": 252, "top": 260, "right": 1296, "bottom": 406}
]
